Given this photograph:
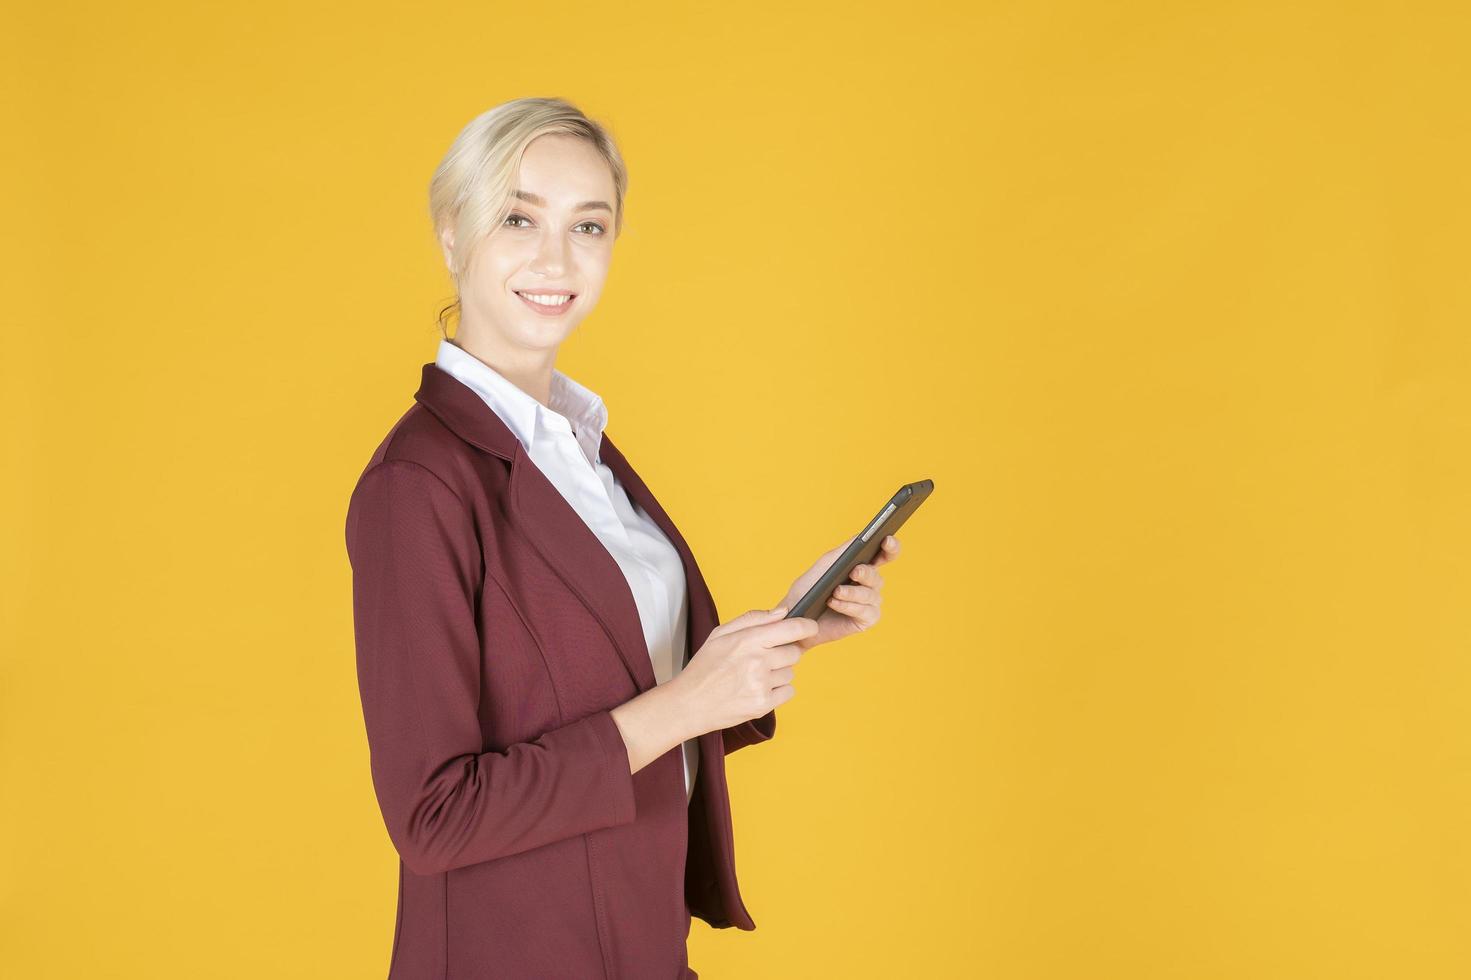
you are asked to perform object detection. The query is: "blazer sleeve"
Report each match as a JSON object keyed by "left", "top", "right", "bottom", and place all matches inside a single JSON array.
[
  {"left": 721, "top": 710, "right": 777, "bottom": 755},
  {"left": 346, "top": 458, "right": 638, "bottom": 876}
]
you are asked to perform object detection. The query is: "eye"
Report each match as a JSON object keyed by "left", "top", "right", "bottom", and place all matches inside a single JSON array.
[{"left": 502, "top": 212, "right": 605, "bottom": 235}]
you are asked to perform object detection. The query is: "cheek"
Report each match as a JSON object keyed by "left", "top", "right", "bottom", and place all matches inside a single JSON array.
[
  {"left": 489, "top": 252, "right": 528, "bottom": 290},
  {"left": 468, "top": 272, "right": 519, "bottom": 310},
  {"left": 577, "top": 254, "right": 613, "bottom": 297},
  {"left": 467, "top": 240, "right": 526, "bottom": 285}
]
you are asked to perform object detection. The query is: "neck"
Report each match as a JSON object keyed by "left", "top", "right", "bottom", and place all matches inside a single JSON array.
[{"left": 449, "top": 329, "right": 557, "bottom": 410}]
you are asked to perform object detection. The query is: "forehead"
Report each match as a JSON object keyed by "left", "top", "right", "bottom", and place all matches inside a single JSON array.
[{"left": 516, "top": 134, "right": 615, "bottom": 207}]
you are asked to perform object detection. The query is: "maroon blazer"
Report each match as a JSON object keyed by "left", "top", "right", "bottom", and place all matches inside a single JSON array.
[{"left": 345, "top": 362, "right": 777, "bottom": 979}]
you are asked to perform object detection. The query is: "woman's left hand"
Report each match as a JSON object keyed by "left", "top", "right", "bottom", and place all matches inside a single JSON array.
[{"left": 776, "top": 534, "right": 901, "bottom": 652}]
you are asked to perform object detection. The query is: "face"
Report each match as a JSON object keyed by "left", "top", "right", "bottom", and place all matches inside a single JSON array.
[{"left": 441, "top": 132, "right": 617, "bottom": 358}]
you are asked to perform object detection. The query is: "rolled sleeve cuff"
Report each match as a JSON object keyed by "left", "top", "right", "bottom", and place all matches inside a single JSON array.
[
  {"left": 722, "top": 708, "right": 777, "bottom": 754},
  {"left": 585, "top": 708, "right": 638, "bottom": 825}
]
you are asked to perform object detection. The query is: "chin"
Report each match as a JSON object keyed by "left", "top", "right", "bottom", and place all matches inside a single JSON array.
[{"left": 514, "top": 322, "right": 578, "bottom": 348}]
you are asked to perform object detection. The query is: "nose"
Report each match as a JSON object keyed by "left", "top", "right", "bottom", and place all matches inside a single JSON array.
[{"left": 528, "top": 228, "right": 569, "bottom": 279}]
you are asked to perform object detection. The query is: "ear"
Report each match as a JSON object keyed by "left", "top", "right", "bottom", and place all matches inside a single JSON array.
[{"left": 437, "top": 226, "right": 456, "bottom": 274}]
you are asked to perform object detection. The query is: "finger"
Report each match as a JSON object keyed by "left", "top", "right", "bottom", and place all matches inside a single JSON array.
[
  {"left": 826, "top": 596, "right": 879, "bottom": 627},
  {"left": 713, "top": 605, "right": 790, "bottom": 638},
  {"left": 750, "top": 615, "right": 820, "bottom": 646},
  {"left": 768, "top": 665, "right": 796, "bottom": 687},
  {"left": 831, "top": 582, "right": 879, "bottom": 605},
  {"left": 766, "top": 642, "right": 805, "bottom": 669},
  {"left": 872, "top": 535, "right": 901, "bottom": 566},
  {"left": 850, "top": 564, "right": 884, "bottom": 589}
]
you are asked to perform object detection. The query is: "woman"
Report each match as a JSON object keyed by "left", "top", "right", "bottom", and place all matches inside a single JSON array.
[{"left": 345, "top": 97, "right": 902, "bottom": 979}]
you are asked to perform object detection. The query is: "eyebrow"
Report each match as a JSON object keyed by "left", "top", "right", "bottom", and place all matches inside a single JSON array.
[{"left": 512, "top": 189, "right": 613, "bottom": 214}]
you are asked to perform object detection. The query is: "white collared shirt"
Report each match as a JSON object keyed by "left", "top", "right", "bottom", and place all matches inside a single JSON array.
[{"left": 435, "top": 338, "right": 699, "bottom": 802}]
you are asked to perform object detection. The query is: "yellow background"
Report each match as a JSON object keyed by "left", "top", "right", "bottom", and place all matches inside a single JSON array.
[{"left": 4, "top": 1, "right": 1469, "bottom": 977}]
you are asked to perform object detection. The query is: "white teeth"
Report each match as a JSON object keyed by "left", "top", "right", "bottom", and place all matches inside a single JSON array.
[{"left": 519, "top": 292, "right": 572, "bottom": 306}]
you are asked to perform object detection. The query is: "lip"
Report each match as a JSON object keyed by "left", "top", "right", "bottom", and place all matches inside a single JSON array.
[{"left": 514, "top": 289, "right": 578, "bottom": 317}]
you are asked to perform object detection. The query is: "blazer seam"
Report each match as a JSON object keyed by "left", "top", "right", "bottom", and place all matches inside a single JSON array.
[
  {"left": 378, "top": 403, "right": 486, "bottom": 490},
  {"left": 583, "top": 835, "right": 616, "bottom": 980},
  {"left": 366, "top": 456, "right": 470, "bottom": 511},
  {"left": 479, "top": 572, "right": 569, "bottom": 729},
  {"left": 389, "top": 861, "right": 404, "bottom": 973}
]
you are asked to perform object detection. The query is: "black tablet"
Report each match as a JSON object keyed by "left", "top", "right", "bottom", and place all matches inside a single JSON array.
[{"left": 785, "top": 479, "right": 934, "bottom": 620}]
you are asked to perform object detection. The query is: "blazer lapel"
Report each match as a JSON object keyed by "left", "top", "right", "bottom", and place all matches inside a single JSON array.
[
  {"left": 598, "top": 432, "right": 720, "bottom": 672},
  {"left": 413, "top": 363, "right": 657, "bottom": 694}
]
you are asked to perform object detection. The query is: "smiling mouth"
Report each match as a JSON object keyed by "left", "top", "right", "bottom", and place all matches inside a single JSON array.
[
  {"left": 515, "top": 290, "right": 575, "bottom": 303},
  {"left": 514, "top": 290, "right": 578, "bottom": 314}
]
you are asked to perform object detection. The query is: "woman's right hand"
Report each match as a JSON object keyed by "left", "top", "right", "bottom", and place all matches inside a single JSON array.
[{"left": 674, "top": 607, "right": 819, "bottom": 736}]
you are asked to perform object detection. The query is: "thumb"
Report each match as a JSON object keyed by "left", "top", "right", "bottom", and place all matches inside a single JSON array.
[
  {"left": 741, "top": 603, "right": 788, "bottom": 626},
  {"left": 713, "top": 605, "right": 789, "bottom": 638}
]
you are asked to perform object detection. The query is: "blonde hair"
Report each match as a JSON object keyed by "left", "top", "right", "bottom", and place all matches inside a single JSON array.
[{"left": 428, "top": 97, "right": 629, "bottom": 337}]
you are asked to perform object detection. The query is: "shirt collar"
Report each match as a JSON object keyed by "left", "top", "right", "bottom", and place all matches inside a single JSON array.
[{"left": 434, "top": 338, "right": 607, "bottom": 466}]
